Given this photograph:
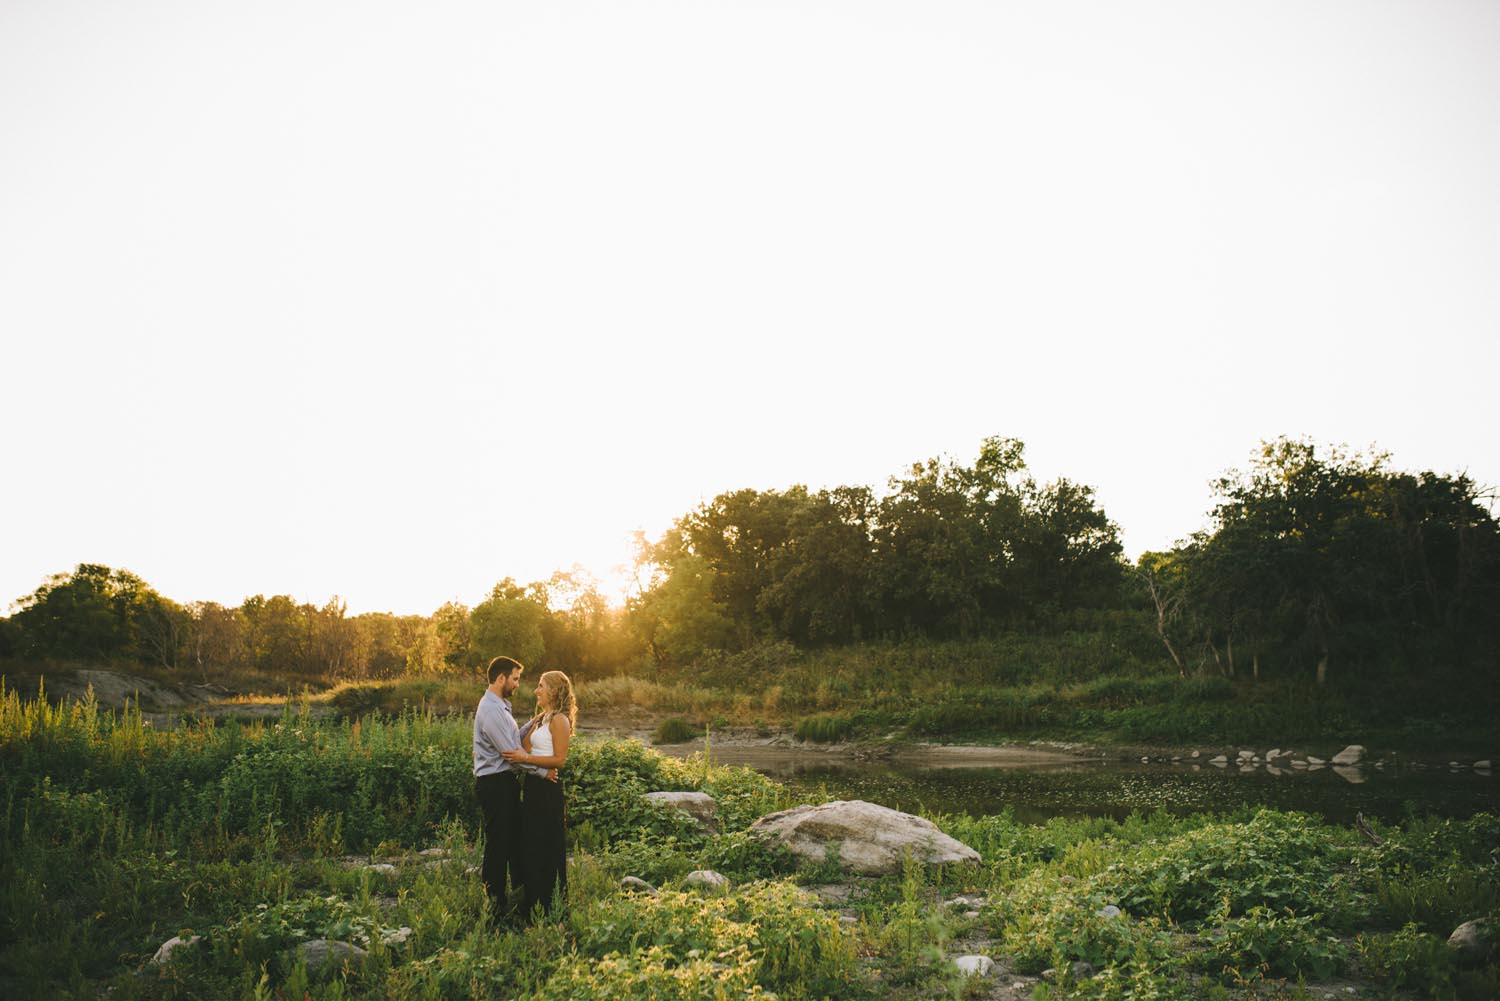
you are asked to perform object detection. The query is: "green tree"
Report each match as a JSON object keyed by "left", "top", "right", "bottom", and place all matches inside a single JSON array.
[
  {"left": 873, "top": 436, "right": 1028, "bottom": 635},
  {"left": 627, "top": 547, "right": 735, "bottom": 664},
  {"left": 1182, "top": 438, "right": 1500, "bottom": 685},
  {"left": 8, "top": 564, "right": 173, "bottom": 662},
  {"left": 1011, "top": 476, "right": 1125, "bottom": 615},
  {"left": 757, "top": 486, "right": 880, "bottom": 644},
  {"left": 469, "top": 578, "right": 548, "bottom": 669},
  {"left": 430, "top": 600, "right": 472, "bottom": 669}
]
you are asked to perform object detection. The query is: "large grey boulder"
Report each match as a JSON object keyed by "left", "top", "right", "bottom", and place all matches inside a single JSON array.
[
  {"left": 685, "top": 869, "right": 730, "bottom": 893},
  {"left": 1448, "top": 919, "right": 1494, "bottom": 966},
  {"left": 748, "top": 800, "right": 980, "bottom": 875},
  {"left": 644, "top": 791, "right": 719, "bottom": 832},
  {"left": 286, "top": 939, "right": 368, "bottom": 978}
]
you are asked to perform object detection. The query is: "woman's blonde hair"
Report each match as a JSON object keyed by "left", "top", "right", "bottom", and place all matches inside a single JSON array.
[{"left": 530, "top": 670, "right": 577, "bottom": 732}]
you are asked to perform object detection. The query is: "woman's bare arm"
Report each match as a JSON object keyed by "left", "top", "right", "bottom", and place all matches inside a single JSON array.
[{"left": 511, "top": 714, "right": 570, "bottom": 769}]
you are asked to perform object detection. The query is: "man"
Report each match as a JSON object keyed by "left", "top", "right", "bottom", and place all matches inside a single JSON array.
[{"left": 473, "top": 655, "right": 527, "bottom": 924}]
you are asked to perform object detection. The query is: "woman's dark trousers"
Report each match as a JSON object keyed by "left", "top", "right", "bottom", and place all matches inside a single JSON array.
[
  {"left": 475, "top": 771, "right": 522, "bottom": 922},
  {"left": 521, "top": 773, "right": 567, "bottom": 918}
]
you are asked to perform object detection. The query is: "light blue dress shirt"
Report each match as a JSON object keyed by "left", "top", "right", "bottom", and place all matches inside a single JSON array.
[{"left": 472, "top": 690, "right": 521, "bottom": 777}]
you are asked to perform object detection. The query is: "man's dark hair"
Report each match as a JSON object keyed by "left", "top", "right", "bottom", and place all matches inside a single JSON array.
[{"left": 487, "top": 656, "right": 524, "bottom": 685}]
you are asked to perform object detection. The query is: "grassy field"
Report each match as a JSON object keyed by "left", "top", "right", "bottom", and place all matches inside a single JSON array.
[
  {"left": 193, "top": 630, "right": 1500, "bottom": 752},
  {"left": 8, "top": 611, "right": 1496, "bottom": 753},
  {"left": 2, "top": 685, "right": 1497, "bottom": 999}
]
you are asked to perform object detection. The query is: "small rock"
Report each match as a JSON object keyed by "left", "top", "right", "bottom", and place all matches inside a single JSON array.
[
  {"left": 1190, "top": 749, "right": 1201, "bottom": 758},
  {"left": 620, "top": 876, "right": 658, "bottom": 894},
  {"left": 1449, "top": 761, "right": 1461, "bottom": 769},
  {"left": 1290, "top": 759, "right": 1308, "bottom": 769},
  {"left": 1170, "top": 755, "right": 1181, "bottom": 762},
  {"left": 287, "top": 939, "right": 368, "bottom": 978},
  {"left": 963, "top": 910, "right": 980, "bottom": 919},
  {"left": 1096, "top": 904, "right": 1122, "bottom": 919},
  {"left": 380, "top": 926, "right": 412, "bottom": 947},
  {"left": 1140, "top": 756, "right": 1150, "bottom": 763},
  {"left": 1209, "top": 756, "right": 1228, "bottom": 766},
  {"left": 418, "top": 847, "right": 447, "bottom": 858},
  {"left": 1307, "top": 756, "right": 1326, "bottom": 765},
  {"left": 1058, "top": 875, "right": 1077, "bottom": 885},
  {"left": 1071, "top": 961, "right": 1097, "bottom": 980},
  {"left": 643, "top": 791, "right": 719, "bottom": 832},
  {"left": 954, "top": 955, "right": 995, "bottom": 977},
  {"left": 149, "top": 935, "right": 203, "bottom": 965},
  {"left": 367, "top": 863, "right": 398, "bottom": 876},
  {"left": 1331, "top": 745, "right": 1365, "bottom": 766},
  {"left": 1237, "top": 749, "right": 1255, "bottom": 759},
  {"left": 1448, "top": 918, "right": 1494, "bottom": 965},
  {"left": 1266, "top": 748, "right": 1282, "bottom": 760},
  {"left": 685, "top": 869, "right": 729, "bottom": 892},
  {"left": 1475, "top": 760, "right": 1491, "bottom": 770}
]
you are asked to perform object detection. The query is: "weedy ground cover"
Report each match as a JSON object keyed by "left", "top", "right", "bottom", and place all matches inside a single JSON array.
[
  {"left": 1, "top": 685, "right": 1496, "bottom": 999},
  {"left": 35, "top": 613, "right": 1491, "bottom": 751}
]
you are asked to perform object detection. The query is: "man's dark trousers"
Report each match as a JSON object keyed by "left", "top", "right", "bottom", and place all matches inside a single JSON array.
[{"left": 475, "top": 771, "right": 522, "bottom": 921}]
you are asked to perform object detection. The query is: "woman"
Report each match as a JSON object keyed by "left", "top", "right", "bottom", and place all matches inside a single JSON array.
[{"left": 501, "top": 670, "right": 575, "bottom": 919}]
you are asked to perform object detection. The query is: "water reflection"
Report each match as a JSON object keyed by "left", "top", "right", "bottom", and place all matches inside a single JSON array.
[{"left": 685, "top": 747, "right": 1498, "bottom": 823}]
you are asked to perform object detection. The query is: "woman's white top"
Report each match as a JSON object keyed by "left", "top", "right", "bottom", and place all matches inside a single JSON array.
[{"left": 530, "top": 711, "right": 570, "bottom": 758}]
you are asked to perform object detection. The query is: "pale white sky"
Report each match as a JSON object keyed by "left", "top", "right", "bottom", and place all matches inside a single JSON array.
[{"left": 3, "top": 0, "right": 1498, "bottom": 615}]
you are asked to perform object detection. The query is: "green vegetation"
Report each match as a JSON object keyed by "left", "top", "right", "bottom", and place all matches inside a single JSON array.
[
  {"left": 651, "top": 716, "right": 700, "bottom": 744},
  {"left": 2, "top": 687, "right": 1497, "bottom": 999},
  {"left": 2, "top": 436, "right": 1496, "bottom": 750}
]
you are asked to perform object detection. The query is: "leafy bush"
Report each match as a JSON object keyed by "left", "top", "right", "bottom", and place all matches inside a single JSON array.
[
  {"left": 572, "top": 882, "right": 856, "bottom": 995},
  {"left": 794, "top": 712, "right": 855, "bottom": 743},
  {"left": 698, "top": 830, "right": 797, "bottom": 882},
  {"left": 1092, "top": 811, "right": 1358, "bottom": 924},
  {"left": 539, "top": 944, "right": 769, "bottom": 1001},
  {"left": 215, "top": 893, "right": 384, "bottom": 969},
  {"left": 1204, "top": 905, "right": 1345, "bottom": 980},
  {"left": 652, "top": 716, "right": 699, "bottom": 744},
  {"left": 1364, "top": 813, "right": 1500, "bottom": 931},
  {"left": 992, "top": 877, "right": 1172, "bottom": 974},
  {"left": 1356, "top": 922, "right": 1456, "bottom": 995}
]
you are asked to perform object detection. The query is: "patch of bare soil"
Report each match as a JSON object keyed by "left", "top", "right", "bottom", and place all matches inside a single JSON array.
[{"left": 42, "top": 669, "right": 193, "bottom": 710}]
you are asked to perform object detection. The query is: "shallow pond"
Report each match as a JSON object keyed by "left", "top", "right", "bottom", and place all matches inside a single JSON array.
[{"left": 686, "top": 746, "right": 1498, "bottom": 823}]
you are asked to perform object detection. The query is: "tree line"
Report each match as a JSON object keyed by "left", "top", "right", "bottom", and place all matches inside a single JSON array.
[
  {"left": 1139, "top": 439, "right": 1500, "bottom": 686},
  {"left": 3, "top": 436, "right": 1496, "bottom": 691},
  {"left": 0, "top": 565, "right": 631, "bottom": 684}
]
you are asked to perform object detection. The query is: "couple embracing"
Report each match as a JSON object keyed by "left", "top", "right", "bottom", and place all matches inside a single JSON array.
[{"left": 472, "top": 655, "right": 576, "bottom": 924}]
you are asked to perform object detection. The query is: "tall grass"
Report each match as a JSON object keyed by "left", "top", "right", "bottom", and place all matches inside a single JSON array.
[{"left": 2, "top": 682, "right": 1496, "bottom": 1000}]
